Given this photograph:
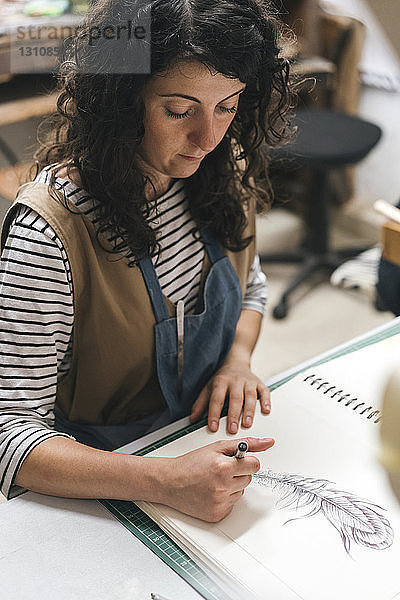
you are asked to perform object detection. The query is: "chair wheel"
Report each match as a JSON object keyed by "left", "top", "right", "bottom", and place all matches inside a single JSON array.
[{"left": 273, "top": 302, "right": 288, "bottom": 319}]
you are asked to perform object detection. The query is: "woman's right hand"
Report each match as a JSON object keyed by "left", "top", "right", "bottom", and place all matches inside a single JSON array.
[
  {"left": 156, "top": 437, "right": 274, "bottom": 522},
  {"left": 13, "top": 435, "right": 273, "bottom": 523}
]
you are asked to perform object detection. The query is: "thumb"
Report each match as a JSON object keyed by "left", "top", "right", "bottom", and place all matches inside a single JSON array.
[{"left": 217, "top": 436, "right": 275, "bottom": 456}]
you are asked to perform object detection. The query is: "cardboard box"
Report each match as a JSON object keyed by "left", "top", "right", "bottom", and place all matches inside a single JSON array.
[{"left": 382, "top": 221, "right": 400, "bottom": 266}]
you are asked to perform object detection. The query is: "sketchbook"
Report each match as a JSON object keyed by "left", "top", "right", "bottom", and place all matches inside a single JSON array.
[{"left": 136, "top": 334, "right": 400, "bottom": 600}]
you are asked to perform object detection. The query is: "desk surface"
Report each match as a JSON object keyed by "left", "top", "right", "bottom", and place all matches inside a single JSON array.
[
  {"left": 1, "top": 318, "right": 399, "bottom": 600},
  {"left": 0, "top": 493, "right": 203, "bottom": 600}
]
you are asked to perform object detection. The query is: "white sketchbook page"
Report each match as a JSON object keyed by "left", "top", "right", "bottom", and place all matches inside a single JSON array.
[{"left": 137, "top": 335, "right": 400, "bottom": 600}]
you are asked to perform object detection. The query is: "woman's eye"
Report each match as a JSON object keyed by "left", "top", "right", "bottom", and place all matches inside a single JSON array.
[
  {"left": 165, "top": 108, "right": 190, "bottom": 119},
  {"left": 165, "top": 105, "right": 237, "bottom": 120},
  {"left": 220, "top": 105, "right": 237, "bottom": 114}
]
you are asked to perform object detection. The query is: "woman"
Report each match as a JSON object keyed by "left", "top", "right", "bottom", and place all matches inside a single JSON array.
[{"left": 0, "top": 0, "right": 292, "bottom": 521}]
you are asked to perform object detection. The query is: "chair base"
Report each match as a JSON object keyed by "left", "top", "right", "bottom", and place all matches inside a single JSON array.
[
  {"left": 261, "top": 245, "right": 374, "bottom": 319},
  {"left": 262, "top": 109, "right": 382, "bottom": 320}
]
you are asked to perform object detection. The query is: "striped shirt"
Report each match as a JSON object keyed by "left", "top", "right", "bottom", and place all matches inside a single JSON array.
[{"left": 0, "top": 168, "right": 267, "bottom": 498}]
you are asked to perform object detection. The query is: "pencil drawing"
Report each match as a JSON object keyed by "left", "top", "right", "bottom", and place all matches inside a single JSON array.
[{"left": 252, "top": 470, "right": 394, "bottom": 553}]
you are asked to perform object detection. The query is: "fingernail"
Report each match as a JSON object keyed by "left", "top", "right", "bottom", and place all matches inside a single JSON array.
[
  {"left": 230, "top": 422, "right": 238, "bottom": 434},
  {"left": 244, "top": 416, "right": 252, "bottom": 426},
  {"left": 210, "top": 420, "right": 218, "bottom": 432},
  {"left": 263, "top": 437, "right": 274, "bottom": 443}
]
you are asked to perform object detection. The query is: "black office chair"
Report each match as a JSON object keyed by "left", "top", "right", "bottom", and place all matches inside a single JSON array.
[{"left": 260, "top": 108, "right": 382, "bottom": 319}]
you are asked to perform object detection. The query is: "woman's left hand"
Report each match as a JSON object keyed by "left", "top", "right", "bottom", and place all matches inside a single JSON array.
[{"left": 189, "top": 360, "right": 271, "bottom": 434}]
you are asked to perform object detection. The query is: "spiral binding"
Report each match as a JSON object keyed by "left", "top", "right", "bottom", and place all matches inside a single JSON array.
[{"left": 303, "top": 374, "right": 382, "bottom": 423}]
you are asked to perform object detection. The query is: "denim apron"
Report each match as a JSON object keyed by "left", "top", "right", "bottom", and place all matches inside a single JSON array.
[{"left": 55, "top": 227, "right": 242, "bottom": 450}]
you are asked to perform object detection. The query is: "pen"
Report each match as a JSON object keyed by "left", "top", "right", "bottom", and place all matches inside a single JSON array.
[
  {"left": 234, "top": 440, "right": 248, "bottom": 459},
  {"left": 151, "top": 594, "right": 173, "bottom": 600},
  {"left": 374, "top": 199, "right": 400, "bottom": 225}
]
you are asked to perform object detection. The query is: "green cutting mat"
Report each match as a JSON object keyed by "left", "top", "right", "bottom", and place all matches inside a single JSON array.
[
  {"left": 100, "top": 414, "right": 229, "bottom": 600},
  {"left": 100, "top": 319, "right": 400, "bottom": 600}
]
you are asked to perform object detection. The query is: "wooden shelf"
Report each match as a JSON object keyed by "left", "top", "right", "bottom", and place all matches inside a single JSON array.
[{"left": 0, "top": 91, "right": 57, "bottom": 127}]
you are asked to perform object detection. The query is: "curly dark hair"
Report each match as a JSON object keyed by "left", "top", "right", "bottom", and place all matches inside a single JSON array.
[{"left": 35, "top": 0, "right": 295, "bottom": 260}]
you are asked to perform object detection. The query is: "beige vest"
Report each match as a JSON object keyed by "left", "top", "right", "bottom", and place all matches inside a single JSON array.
[{"left": 1, "top": 182, "right": 256, "bottom": 425}]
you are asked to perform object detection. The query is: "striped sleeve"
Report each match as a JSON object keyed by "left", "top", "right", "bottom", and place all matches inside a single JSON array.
[
  {"left": 243, "top": 255, "right": 267, "bottom": 314},
  {"left": 0, "top": 206, "right": 74, "bottom": 499}
]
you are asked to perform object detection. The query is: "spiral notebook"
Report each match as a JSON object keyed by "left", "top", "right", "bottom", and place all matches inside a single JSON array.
[{"left": 136, "top": 335, "right": 400, "bottom": 600}]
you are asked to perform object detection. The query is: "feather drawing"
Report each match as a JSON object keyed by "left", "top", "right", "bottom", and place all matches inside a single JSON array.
[{"left": 252, "top": 470, "right": 394, "bottom": 553}]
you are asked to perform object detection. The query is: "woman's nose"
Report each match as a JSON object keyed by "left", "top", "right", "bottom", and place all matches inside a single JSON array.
[{"left": 188, "top": 118, "right": 217, "bottom": 153}]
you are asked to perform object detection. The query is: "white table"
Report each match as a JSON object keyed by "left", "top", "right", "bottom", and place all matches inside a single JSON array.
[
  {"left": 0, "top": 492, "right": 204, "bottom": 600},
  {"left": 1, "top": 318, "right": 398, "bottom": 600}
]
